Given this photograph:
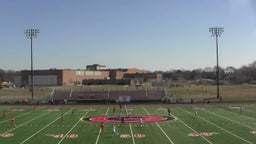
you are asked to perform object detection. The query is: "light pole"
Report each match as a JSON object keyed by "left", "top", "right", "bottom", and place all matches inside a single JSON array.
[
  {"left": 209, "top": 27, "right": 224, "bottom": 99},
  {"left": 25, "top": 29, "right": 39, "bottom": 101}
]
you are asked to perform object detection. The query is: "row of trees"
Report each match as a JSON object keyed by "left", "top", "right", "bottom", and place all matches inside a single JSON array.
[
  {"left": 0, "top": 69, "right": 20, "bottom": 83},
  {"left": 161, "top": 61, "right": 256, "bottom": 84}
]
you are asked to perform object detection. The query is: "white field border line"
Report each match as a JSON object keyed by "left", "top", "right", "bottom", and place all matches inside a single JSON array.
[
  {"left": 143, "top": 107, "right": 174, "bottom": 144},
  {"left": 20, "top": 109, "right": 74, "bottom": 144},
  {"left": 159, "top": 107, "right": 213, "bottom": 144},
  {"left": 125, "top": 105, "right": 136, "bottom": 144},
  {"left": 0, "top": 110, "right": 34, "bottom": 124},
  {"left": 204, "top": 109, "right": 256, "bottom": 130},
  {"left": 179, "top": 107, "right": 254, "bottom": 144},
  {"left": 2, "top": 111, "right": 50, "bottom": 134},
  {"left": 95, "top": 107, "right": 109, "bottom": 144},
  {"left": 57, "top": 108, "right": 91, "bottom": 144}
]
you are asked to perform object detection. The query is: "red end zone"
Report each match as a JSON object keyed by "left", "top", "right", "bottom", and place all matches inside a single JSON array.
[{"left": 83, "top": 115, "right": 174, "bottom": 123}]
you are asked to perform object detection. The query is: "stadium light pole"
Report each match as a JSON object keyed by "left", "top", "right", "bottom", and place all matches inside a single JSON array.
[
  {"left": 25, "top": 29, "right": 39, "bottom": 101},
  {"left": 209, "top": 27, "right": 224, "bottom": 99}
]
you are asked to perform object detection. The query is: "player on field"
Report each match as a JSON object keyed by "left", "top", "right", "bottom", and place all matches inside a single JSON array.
[
  {"left": 112, "top": 125, "right": 118, "bottom": 136},
  {"left": 167, "top": 108, "right": 171, "bottom": 116},
  {"left": 113, "top": 107, "right": 116, "bottom": 115},
  {"left": 33, "top": 105, "right": 37, "bottom": 111},
  {"left": 71, "top": 108, "right": 75, "bottom": 115},
  {"left": 118, "top": 111, "right": 122, "bottom": 120},
  {"left": 3, "top": 111, "right": 6, "bottom": 118},
  {"left": 240, "top": 106, "right": 244, "bottom": 113},
  {"left": 11, "top": 117, "right": 15, "bottom": 126},
  {"left": 100, "top": 122, "right": 104, "bottom": 134},
  {"left": 128, "top": 110, "right": 132, "bottom": 118},
  {"left": 61, "top": 113, "right": 64, "bottom": 122},
  {"left": 194, "top": 111, "right": 198, "bottom": 117},
  {"left": 120, "top": 117, "right": 125, "bottom": 126},
  {"left": 119, "top": 103, "right": 123, "bottom": 111},
  {"left": 140, "top": 118, "right": 143, "bottom": 127}
]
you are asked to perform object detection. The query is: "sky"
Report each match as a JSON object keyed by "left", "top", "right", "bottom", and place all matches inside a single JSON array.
[{"left": 0, "top": 0, "right": 256, "bottom": 71}]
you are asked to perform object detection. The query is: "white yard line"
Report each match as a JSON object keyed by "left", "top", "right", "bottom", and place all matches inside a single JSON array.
[
  {"left": 95, "top": 107, "right": 109, "bottom": 144},
  {"left": 125, "top": 105, "right": 136, "bottom": 144},
  {"left": 159, "top": 107, "right": 213, "bottom": 144},
  {"left": 179, "top": 107, "right": 254, "bottom": 144},
  {"left": 57, "top": 108, "right": 91, "bottom": 144},
  {"left": 20, "top": 109, "right": 73, "bottom": 144},
  {"left": 143, "top": 107, "right": 174, "bottom": 144},
  {"left": 2, "top": 111, "right": 50, "bottom": 134},
  {"left": 204, "top": 108, "right": 256, "bottom": 130}
]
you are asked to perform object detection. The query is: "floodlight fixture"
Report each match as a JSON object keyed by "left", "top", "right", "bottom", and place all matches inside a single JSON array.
[{"left": 209, "top": 27, "right": 224, "bottom": 37}]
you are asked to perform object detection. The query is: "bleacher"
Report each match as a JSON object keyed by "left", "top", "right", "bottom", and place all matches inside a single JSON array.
[
  {"left": 52, "top": 90, "right": 71, "bottom": 101},
  {"left": 51, "top": 89, "right": 166, "bottom": 103},
  {"left": 69, "top": 90, "right": 108, "bottom": 101}
]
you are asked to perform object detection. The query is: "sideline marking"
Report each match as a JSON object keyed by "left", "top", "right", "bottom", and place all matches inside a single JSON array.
[
  {"left": 20, "top": 109, "right": 73, "bottom": 144},
  {"left": 160, "top": 107, "right": 213, "bottom": 144},
  {"left": 179, "top": 107, "right": 254, "bottom": 144},
  {"left": 57, "top": 108, "right": 91, "bottom": 144},
  {"left": 143, "top": 107, "right": 174, "bottom": 144},
  {"left": 125, "top": 105, "right": 136, "bottom": 144},
  {"left": 95, "top": 107, "right": 109, "bottom": 144}
]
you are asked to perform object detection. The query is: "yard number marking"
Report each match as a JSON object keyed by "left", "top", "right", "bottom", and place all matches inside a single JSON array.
[
  {"left": 1, "top": 133, "right": 14, "bottom": 137},
  {"left": 134, "top": 134, "right": 145, "bottom": 138},
  {"left": 67, "top": 134, "right": 78, "bottom": 138},
  {"left": 120, "top": 134, "right": 131, "bottom": 138}
]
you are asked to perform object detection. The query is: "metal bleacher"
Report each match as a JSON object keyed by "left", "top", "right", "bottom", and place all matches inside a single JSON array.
[{"left": 51, "top": 88, "right": 166, "bottom": 103}]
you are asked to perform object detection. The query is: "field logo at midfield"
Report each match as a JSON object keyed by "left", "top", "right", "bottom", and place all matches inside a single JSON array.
[
  {"left": 188, "top": 132, "right": 219, "bottom": 137},
  {"left": 250, "top": 131, "right": 256, "bottom": 135},
  {"left": 1, "top": 133, "right": 14, "bottom": 137},
  {"left": 84, "top": 115, "right": 174, "bottom": 123}
]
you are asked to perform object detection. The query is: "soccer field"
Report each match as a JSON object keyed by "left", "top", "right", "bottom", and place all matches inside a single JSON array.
[{"left": 0, "top": 104, "right": 256, "bottom": 144}]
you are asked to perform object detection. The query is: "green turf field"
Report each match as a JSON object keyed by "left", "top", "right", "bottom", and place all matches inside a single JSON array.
[{"left": 0, "top": 104, "right": 256, "bottom": 144}]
